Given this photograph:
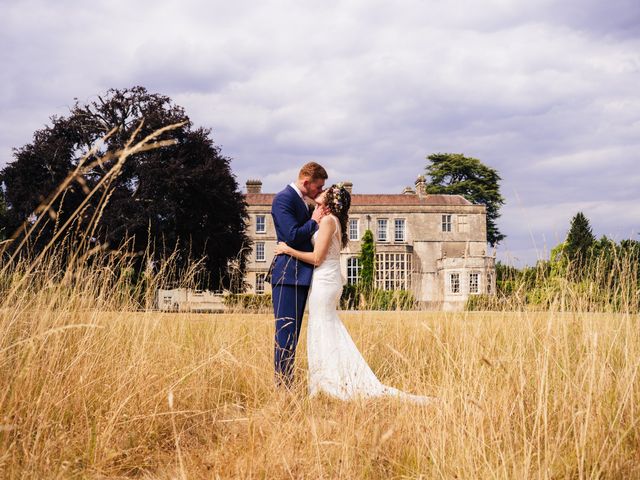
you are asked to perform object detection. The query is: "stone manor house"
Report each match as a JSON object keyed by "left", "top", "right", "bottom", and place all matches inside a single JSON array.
[{"left": 244, "top": 176, "right": 496, "bottom": 310}]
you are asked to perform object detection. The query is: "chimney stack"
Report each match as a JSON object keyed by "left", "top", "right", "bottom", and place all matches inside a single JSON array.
[
  {"left": 415, "top": 175, "right": 427, "bottom": 197},
  {"left": 402, "top": 186, "right": 415, "bottom": 195},
  {"left": 246, "top": 179, "right": 262, "bottom": 194},
  {"left": 342, "top": 181, "right": 353, "bottom": 194}
]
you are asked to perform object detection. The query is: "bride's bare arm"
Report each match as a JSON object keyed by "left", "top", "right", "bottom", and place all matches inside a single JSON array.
[{"left": 273, "top": 216, "right": 336, "bottom": 267}]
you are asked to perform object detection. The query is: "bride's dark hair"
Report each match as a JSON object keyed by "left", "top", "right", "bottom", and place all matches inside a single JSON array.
[{"left": 324, "top": 184, "right": 351, "bottom": 248}]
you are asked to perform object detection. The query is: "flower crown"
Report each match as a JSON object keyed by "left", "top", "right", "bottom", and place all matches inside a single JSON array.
[{"left": 329, "top": 182, "right": 348, "bottom": 212}]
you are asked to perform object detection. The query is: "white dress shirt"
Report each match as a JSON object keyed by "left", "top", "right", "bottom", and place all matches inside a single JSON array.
[{"left": 289, "top": 182, "right": 304, "bottom": 200}]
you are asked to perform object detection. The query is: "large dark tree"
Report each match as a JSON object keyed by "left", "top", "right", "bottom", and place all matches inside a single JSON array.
[
  {"left": 1, "top": 86, "right": 249, "bottom": 290},
  {"left": 424, "top": 153, "right": 505, "bottom": 246}
]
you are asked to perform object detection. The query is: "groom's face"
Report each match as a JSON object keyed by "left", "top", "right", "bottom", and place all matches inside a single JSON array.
[{"left": 304, "top": 178, "right": 326, "bottom": 199}]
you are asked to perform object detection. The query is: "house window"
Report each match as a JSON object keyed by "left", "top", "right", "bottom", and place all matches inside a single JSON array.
[
  {"left": 256, "top": 273, "right": 266, "bottom": 294},
  {"left": 394, "top": 218, "right": 405, "bottom": 242},
  {"left": 457, "top": 215, "right": 468, "bottom": 233},
  {"left": 442, "top": 215, "right": 452, "bottom": 232},
  {"left": 449, "top": 272, "right": 460, "bottom": 294},
  {"left": 375, "top": 253, "right": 412, "bottom": 290},
  {"left": 469, "top": 272, "right": 480, "bottom": 294},
  {"left": 377, "top": 219, "right": 388, "bottom": 242},
  {"left": 255, "top": 242, "right": 265, "bottom": 262},
  {"left": 346, "top": 257, "right": 361, "bottom": 285},
  {"left": 256, "top": 215, "right": 266, "bottom": 233},
  {"left": 349, "top": 218, "right": 359, "bottom": 241}
]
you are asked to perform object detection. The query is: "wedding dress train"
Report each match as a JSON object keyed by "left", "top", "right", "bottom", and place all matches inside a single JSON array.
[{"left": 306, "top": 215, "right": 435, "bottom": 405}]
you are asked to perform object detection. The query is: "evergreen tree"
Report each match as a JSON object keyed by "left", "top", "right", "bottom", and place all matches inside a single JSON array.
[
  {"left": 565, "top": 212, "right": 595, "bottom": 264},
  {"left": 358, "top": 229, "right": 375, "bottom": 290}
]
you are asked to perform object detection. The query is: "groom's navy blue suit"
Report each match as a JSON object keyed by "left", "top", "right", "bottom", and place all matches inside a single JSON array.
[{"left": 270, "top": 185, "right": 318, "bottom": 386}]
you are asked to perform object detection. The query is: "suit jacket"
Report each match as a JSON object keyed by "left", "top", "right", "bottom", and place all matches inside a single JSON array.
[{"left": 269, "top": 185, "right": 318, "bottom": 286}]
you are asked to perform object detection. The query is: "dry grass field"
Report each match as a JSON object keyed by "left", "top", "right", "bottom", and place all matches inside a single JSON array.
[
  {"left": 1, "top": 129, "right": 638, "bottom": 478},
  {"left": 1, "top": 305, "right": 639, "bottom": 479}
]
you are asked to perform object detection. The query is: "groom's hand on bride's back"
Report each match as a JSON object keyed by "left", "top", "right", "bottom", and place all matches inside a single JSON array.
[
  {"left": 274, "top": 242, "right": 291, "bottom": 256},
  {"left": 312, "top": 205, "right": 329, "bottom": 224}
]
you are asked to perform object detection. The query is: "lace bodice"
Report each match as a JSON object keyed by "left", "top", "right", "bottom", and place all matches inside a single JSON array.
[{"left": 312, "top": 215, "right": 342, "bottom": 262}]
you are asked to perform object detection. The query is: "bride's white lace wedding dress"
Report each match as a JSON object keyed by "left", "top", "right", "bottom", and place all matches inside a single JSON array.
[{"left": 307, "top": 215, "right": 435, "bottom": 405}]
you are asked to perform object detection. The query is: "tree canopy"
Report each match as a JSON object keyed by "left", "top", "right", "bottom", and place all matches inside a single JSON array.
[
  {"left": 424, "top": 153, "right": 505, "bottom": 246},
  {"left": 0, "top": 86, "right": 249, "bottom": 290}
]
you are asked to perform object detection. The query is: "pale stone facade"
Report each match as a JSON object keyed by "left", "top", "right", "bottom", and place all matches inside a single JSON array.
[
  {"left": 244, "top": 177, "right": 496, "bottom": 310},
  {"left": 156, "top": 288, "right": 225, "bottom": 312}
]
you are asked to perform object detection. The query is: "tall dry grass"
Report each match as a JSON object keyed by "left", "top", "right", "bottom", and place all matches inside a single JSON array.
[
  {"left": 1, "top": 305, "right": 639, "bottom": 477},
  {"left": 1, "top": 127, "right": 639, "bottom": 478}
]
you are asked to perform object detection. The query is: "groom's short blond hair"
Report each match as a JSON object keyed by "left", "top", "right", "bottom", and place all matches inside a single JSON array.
[{"left": 299, "top": 162, "right": 328, "bottom": 181}]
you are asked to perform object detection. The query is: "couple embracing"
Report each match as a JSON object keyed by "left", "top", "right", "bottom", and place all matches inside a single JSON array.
[{"left": 269, "top": 162, "right": 434, "bottom": 404}]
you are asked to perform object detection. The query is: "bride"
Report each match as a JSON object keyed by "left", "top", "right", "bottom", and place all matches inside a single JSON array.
[{"left": 274, "top": 184, "right": 436, "bottom": 404}]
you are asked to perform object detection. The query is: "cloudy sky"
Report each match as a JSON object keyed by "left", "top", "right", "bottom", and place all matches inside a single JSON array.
[{"left": 1, "top": 0, "right": 639, "bottom": 265}]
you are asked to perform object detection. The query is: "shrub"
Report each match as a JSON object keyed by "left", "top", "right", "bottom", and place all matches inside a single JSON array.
[
  {"left": 465, "top": 294, "right": 500, "bottom": 311},
  {"left": 341, "top": 285, "right": 416, "bottom": 310},
  {"left": 224, "top": 293, "right": 272, "bottom": 312}
]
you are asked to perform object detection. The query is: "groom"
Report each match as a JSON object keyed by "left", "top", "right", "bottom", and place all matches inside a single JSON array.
[{"left": 270, "top": 162, "right": 328, "bottom": 388}]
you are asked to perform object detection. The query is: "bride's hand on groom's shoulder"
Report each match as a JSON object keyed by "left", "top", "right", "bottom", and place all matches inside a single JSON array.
[{"left": 274, "top": 242, "right": 291, "bottom": 256}]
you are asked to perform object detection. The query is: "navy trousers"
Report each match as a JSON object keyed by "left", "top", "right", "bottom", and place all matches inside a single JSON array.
[{"left": 272, "top": 284, "right": 309, "bottom": 387}]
